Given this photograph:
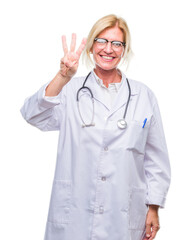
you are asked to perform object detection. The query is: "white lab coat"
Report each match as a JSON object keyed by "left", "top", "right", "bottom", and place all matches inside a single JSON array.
[{"left": 21, "top": 71, "right": 171, "bottom": 240}]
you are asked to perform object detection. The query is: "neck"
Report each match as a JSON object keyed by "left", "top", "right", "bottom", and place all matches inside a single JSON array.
[{"left": 94, "top": 67, "right": 121, "bottom": 88}]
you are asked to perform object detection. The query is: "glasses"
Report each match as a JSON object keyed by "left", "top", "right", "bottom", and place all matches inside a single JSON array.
[{"left": 94, "top": 38, "right": 126, "bottom": 51}]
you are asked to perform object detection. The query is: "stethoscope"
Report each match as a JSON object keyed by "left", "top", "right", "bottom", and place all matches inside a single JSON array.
[{"left": 76, "top": 72, "right": 131, "bottom": 129}]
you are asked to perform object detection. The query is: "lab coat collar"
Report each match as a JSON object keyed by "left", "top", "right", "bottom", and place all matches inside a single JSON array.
[{"left": 86, "top": 70, "right": 139, "bottom": 113}]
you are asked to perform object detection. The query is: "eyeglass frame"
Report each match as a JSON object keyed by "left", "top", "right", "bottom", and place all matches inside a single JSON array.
[{"left": 94, "top": 38, "right": 126, "bottom": 49}]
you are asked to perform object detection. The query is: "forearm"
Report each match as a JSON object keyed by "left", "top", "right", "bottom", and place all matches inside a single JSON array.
[{"left": 45, "top": 71, "right": 71, "bottom": 97}]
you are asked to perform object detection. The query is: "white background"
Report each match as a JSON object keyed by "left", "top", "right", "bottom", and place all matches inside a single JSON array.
[{"left": 0, "top": 0, "right": 190, "bottom": 239}]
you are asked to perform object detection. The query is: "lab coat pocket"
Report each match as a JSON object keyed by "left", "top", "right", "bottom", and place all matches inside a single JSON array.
[
  {"left": 126, "top": 120, "right": 150, "bottom": 154},
  {"left": 48, "top": 180, "right": 72, "bottom": 225},
  {"left": 128, "top": 188, "right": 148, "bottom": 230}
]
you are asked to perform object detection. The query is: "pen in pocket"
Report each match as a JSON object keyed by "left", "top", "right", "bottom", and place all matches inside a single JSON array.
[{"left": 142, "top": 118, "right": 147, "bottom": 128}]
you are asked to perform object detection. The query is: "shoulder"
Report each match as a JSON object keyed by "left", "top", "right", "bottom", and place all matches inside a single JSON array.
[
  {"left": 63, "top": 74, "right": 87, "bottom": 93},
  {"left": 120, "top": 70, "right": 153, "bottom": 94},
  {"left": 65, "top": 71, "right": 97, "bottom": 92},
  {"left": 68, "top": 75, "right": 86, "bottom": 86},
  {"left": 127, "top": 77, "right": 158, "bottom": 106},
  {"left": 128, "top": 78, "right": 151, "bottom": 93}
]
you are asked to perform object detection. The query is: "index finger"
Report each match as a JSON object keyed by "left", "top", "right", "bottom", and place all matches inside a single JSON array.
[
  {"left": 62, "top": 35, "right": 68, "bottom": 55},
  {"left": 76, "top": 38, "right": 87, "bottom": 57}
]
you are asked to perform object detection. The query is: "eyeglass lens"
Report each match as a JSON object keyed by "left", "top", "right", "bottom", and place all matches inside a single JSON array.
[{"left": 95, "top": 38, "right": 125, "bottom": 50}]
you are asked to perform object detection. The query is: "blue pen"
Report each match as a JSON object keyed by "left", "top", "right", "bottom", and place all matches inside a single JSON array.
[{"left": 142, "top": 118, "right": 147, "bottom": 128}]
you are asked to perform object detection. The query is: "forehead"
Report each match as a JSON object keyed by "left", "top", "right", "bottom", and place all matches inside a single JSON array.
[{"left": 97, "top": 26, "right": 124, "bottom": 41}]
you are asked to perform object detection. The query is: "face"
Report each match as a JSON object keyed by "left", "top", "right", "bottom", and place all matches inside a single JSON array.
[{"left": 92, "top": 26, "right": 124, "bottom": 72}]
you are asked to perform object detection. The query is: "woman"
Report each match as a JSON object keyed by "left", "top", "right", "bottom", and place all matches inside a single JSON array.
[{"left": 21, "top": 14, "right": 171, "bottom": 240}]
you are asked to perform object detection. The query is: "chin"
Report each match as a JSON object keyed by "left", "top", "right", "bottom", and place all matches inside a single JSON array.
[
  {"left": 95, "top": 59, "right": 120, "bottom": 69},
  {"left": 95, "top": 64, "right": 118, "bottom": 72}
]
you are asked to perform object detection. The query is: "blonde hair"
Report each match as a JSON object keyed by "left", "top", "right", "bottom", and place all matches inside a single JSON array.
[{"left": 83, "top": 14, "right": 133, "bottom": 68}]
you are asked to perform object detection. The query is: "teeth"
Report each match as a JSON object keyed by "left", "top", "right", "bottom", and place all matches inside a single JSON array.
[{"left": 101, "top": 56, "right": 114, "bottom": 60}]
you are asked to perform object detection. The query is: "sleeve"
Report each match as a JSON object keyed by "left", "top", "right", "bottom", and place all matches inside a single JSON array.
[
  {"left": 20, "top": 82, "right": 66, "bottom": 131},
  {"left": 144, "top": 98, "right": 171, "bottom": 208}
]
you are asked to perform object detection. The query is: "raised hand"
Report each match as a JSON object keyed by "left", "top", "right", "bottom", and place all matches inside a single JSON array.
[
  {"left": 45, "top": 34, "right": 86, "bottom": 96},
  {"left": 60, "top": 33, "right": 87, "bottom": 79}
]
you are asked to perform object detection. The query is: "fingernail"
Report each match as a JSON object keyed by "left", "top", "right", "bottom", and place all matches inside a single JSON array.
[{"left": 146, "top": 234, "right": 150, "bottom": 237}]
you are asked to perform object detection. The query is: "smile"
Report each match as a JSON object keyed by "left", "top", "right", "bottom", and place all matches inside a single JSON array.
[{"left": 100, "top": 55, "right": 115, "bottom": 60}]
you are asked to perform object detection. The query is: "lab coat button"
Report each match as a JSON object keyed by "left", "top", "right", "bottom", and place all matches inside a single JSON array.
[
  {"left": 99, "top": 206, "right": 104, "bottom": 214},
  {"left": 101, "top": 176, "right": 106, "bottom": 181},
  {"left": 104, "top": 146, "right": 108, "bottom": 151}
]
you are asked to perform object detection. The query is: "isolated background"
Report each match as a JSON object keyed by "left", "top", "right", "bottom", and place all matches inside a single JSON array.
[{"left": 0, "top": 0, "right": 190, "bottom": 239}]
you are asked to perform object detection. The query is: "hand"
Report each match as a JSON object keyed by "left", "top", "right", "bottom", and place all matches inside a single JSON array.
[
  {"left": 60, "top": 33, "right": 87, "bottom": 79},
  {"left": 143, "top": 205, "right": 160, "bottom": 240}
]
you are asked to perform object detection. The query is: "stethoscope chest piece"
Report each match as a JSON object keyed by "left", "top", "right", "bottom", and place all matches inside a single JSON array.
[{"left": 117, "top": 119, "right": 127, "bottom": 129}]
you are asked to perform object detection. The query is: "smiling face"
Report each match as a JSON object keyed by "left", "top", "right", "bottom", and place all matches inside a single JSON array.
[{"left": 92, "top": 26, "right": 125, "bottom": 72}]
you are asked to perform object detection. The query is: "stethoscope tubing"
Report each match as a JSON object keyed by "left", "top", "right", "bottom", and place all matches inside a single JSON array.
[
  {"left": 123, "top": 77, "right": 131, "bottom": 119},
  {"left": 76, "top": 71, "right": 131, "bottom": 128},
  {"left": 76, "top": 72, "right": 92, "bottom": 101}
]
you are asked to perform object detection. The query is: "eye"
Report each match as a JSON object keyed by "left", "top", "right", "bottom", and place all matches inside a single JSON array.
[
  {"left": 95, "top": 38, "right": 107, "bottom": 44},
  {"left": 112, "top": 41, "right": 122, "bottom": 48}
]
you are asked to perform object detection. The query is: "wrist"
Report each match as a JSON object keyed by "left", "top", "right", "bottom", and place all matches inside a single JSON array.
[
  {"left": 148, "top": 205, "right": 159, "bottom": 212},
  {"left": 57, "top": 71, "right": 71, "bottom": 83}
]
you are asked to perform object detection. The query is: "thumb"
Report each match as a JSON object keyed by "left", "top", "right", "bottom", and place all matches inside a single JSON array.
[{"left": 145, "top": 222, "right": 152, "bottom": 239}]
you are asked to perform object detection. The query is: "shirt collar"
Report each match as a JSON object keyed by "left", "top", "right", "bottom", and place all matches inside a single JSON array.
[{"left": 92, "top": 70, "right": 122, "bottom": 92}]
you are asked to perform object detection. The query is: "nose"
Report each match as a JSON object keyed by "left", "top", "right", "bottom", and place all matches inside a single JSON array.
[{"left": 104, "top": 42, "right": 113, "bottom": 53}]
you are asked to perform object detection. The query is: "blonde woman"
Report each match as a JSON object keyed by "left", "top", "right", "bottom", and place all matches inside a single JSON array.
[{"left": 21, "top": 14, "right": 170, "bottom": 240}]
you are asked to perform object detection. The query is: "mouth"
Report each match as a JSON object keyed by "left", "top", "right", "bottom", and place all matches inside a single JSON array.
[{"left": 100, "top": 55, "right": 115, "bottom": 61}]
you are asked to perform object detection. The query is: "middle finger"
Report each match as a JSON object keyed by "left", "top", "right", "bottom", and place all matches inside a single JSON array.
[{"left": 70, "top": 33, "right": 76, "bottom": 52}]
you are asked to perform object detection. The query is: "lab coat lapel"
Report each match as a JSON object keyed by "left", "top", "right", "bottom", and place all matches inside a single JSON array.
[
  {"left": 85, "top": 71, "right": 138, "bottom": 113},
  {"left": 86, "top": 72, "right": 111, "bottom": 110},
  {"left": 109, "top": 73, "right": 138, "bottom": 117}
]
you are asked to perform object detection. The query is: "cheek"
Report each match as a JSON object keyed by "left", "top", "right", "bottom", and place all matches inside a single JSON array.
[
  {"left": 92, "top": 46, "right": 99, "bottom": 56},
  {"left": 92, "top": 48, "right": 101, "bottom": 62}
]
